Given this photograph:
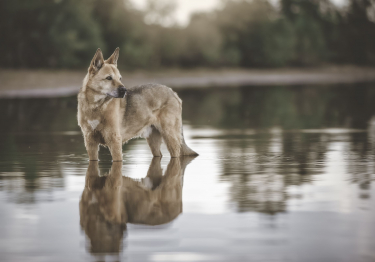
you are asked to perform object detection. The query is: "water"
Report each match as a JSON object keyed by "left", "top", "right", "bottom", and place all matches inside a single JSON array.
[{"left": 0, "top": 84, "right": 375, "bottom": 262}]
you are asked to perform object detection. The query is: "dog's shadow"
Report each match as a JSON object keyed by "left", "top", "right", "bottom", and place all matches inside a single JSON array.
[{"left": 79, "top": 156, "right": 196, "bottom": 254}]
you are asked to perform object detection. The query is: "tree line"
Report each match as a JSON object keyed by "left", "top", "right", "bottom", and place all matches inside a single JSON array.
[{"left": 1, "top": 0, "right": 374, "bottom": 69}]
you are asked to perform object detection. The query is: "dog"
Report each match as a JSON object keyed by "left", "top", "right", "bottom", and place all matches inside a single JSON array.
[{"left": 77, "top": 48, "right": 198, "bottom": 161}]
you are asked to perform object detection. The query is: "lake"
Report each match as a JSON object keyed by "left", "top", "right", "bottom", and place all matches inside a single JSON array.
[{"left": 0, "top": 84, "right": 374, "bottom": 262}]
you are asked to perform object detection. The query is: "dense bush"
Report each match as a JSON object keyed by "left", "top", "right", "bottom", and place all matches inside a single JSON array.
[
  {"left": 0, "top": 0, "right": 104, "bottom": 67},
  {"left": 0, "top": 0, "right": 374, "bottom": 68}
]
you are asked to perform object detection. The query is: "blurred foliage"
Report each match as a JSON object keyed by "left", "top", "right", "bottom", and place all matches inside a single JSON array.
[
  {"left": 0, "top": 0, "right": 104, "bottom": 67},
  {"left": 0, "top": 0, "right": 375, "bottom": 68}
]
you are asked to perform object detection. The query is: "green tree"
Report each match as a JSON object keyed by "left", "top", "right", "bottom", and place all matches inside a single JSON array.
[
  {"left": 339, "top": 0, "right": 375, "bottom": 64},
  {"left": 0, "top": 0, "right": 104, "bottom": 68},
  {"left": 281, "top": 0, "right": 340, "bottom": 65},
  {"left": 216, "top": 0, "right": 295, "bottom": 67}
]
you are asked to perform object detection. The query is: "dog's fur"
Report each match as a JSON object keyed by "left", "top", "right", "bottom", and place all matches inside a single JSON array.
[{"left": 77, "top": 48, "right": 198, "bottom": 161}]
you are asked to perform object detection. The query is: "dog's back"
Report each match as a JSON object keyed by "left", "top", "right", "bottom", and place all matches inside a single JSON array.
[{"left": 123, "top": 83, "right": 181, "bottom": 113}]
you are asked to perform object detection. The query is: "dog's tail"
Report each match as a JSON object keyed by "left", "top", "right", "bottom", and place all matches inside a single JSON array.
[{"left": 180, "top": 127, "right": 199, "bottom": 156}]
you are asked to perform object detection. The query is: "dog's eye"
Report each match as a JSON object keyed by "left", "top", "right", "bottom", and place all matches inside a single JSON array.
[{"left": 106, "top": 76, "right": 112, "bottom": 80}]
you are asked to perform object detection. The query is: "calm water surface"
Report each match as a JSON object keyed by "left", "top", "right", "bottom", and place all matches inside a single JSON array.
[{"left": 0, "top": 84, "right": 375, "bottom": 262}]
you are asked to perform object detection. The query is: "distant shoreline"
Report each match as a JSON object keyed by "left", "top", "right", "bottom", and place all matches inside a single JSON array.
[{"left": 1, "top": 67, "right": 375, "bottom": 98}]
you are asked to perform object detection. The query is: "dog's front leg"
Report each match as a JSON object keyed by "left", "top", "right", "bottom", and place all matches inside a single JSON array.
[
  {"left": 107, "top": 134, "right": 123, "bottom": 162},
  {"left": 84, "top": 134, "right": 100, "bottom": 161}
]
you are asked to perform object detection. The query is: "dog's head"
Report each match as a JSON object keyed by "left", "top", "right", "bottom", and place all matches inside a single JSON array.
[{"left": 86, "top": 48, "right": 126, "bottom": 98}]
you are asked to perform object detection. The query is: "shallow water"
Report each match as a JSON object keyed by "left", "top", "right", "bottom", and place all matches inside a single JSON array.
[{"left": 0, "top": 84, "right": 375, "bottom": 262}]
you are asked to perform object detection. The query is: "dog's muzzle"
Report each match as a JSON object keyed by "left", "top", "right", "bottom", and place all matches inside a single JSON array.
[
  {"left": 107, "top": 86, "right": 127, "bottom": 98},
  {"left": 117, "top": 86, "right": 127, "bottom": 98}
]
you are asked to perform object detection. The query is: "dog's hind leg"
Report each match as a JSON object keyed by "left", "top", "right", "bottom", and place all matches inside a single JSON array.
[
  {"left": 163, "top": 134, "right": 182, "bottom": 158},
  {"left": 159, "top": 116, "right": 182, "bottom": 158},
  {"left": 159, "top": 111, "right": 198, "bottom": 157},
  {"left": 146, "top": 126, "right": 163, "bottom": 157},
  {"left": 180, "top": 127, "right": 199, "bottom": 156},
  {"left": 161, "top": 128, "right": 181, "bottom": 158}
]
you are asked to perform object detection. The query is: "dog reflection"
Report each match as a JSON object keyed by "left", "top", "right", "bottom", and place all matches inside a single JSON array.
[{"left": 79, "top": 157, "right": 194, "bottom": 254}]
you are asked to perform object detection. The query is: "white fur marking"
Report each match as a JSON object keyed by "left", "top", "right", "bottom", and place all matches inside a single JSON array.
[
  {"left": 88, "top": 194, "right": 98, "bottom": 205},
  {"left": 88, "top": 119, "right": 100, "bottom": 130},
  {"left": 141, "top": 177, "right": 153, "bottom": 190},
  {"left": 141, "top": 126, "right": 153, "bottom": 138}
]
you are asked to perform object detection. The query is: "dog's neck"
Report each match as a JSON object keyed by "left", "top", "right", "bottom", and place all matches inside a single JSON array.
[
  {"left": 82, "top": 87, "right": 114, "bottom": 111},
  {"left": 80, "top": 74, "right": 108, "bottom": 105}
]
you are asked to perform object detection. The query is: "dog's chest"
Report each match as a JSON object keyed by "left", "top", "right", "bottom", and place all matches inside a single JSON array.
[
  {"left": 79, "top": 107, "right": 102, "bottom": 131},
  {"left": 83, "top": 119, "right": 106, "bottom": 144},
  {"left": 87, "top": 119, "right": 100, "bottom": 130}
]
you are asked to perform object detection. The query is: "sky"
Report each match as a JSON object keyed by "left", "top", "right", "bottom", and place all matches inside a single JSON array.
[{"left": 130, "top": 0, "right": 347, "bottom": 26}]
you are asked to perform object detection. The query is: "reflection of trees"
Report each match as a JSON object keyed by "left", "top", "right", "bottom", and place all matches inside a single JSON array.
[
  {"left": 219, "top": 126, "right": 375, "bottom": 214},
  {"left": 0, "top": 97, "right": 79, "bottom": 133},
  {"left": 0, "top": 132, "right": 143, "bottom": 203},
  {"left": 0, "top": 133, "right": 80, "bottom": 203},
  {"left": 0, "top": 98, "right": 83, "bottom": 202},
  {"left": 347, "top": 131, "right": 375, "bottom": 200},
  {"left": 281, "top": 132, "right": 327, "bottom": 178},
  {"left": 179, "top": 83, "right": 375, "bottom": 129},
  {"left": 219, "top": 132, "right": 328, "bottom": 214}
]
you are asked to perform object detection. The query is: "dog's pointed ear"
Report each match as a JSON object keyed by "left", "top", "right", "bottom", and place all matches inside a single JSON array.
[
  {"left": 106, "top": 47, "right": 120, "bottom": 66},
  {"left": 89, "top": 48, "right": 104, "bottom": 73}
]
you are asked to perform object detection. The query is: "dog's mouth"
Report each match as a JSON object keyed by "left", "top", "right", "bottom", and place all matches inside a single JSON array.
[{"left": 107, "top": 86, "right": 127, "bottom": 98}]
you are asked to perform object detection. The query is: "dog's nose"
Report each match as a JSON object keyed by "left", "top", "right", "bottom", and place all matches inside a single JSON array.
[
  {"left": 117, "top": 85, "right": 127, "bottom": 98},
  {"left": 118, "top": 85, "right": 126, "bottom": 93}
]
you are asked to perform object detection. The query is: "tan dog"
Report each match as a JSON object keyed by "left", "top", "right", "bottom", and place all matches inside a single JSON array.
[{"left": 77, "top": 48, "right": 198, "bottom": 161}]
